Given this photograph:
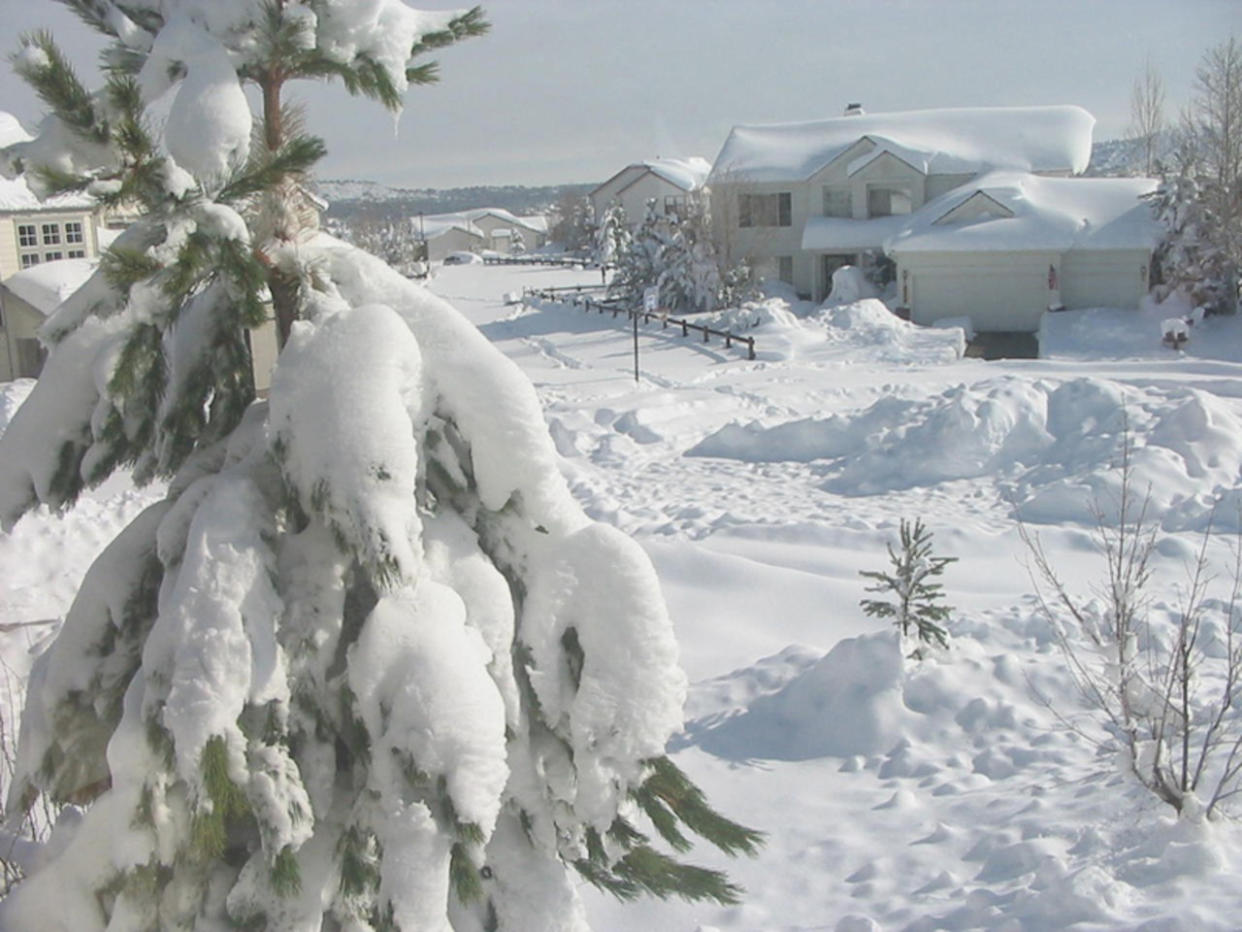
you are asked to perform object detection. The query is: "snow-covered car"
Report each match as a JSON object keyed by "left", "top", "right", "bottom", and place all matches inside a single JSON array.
[{"left": 442, "top": 251, "right": 482, "bottom": 265}]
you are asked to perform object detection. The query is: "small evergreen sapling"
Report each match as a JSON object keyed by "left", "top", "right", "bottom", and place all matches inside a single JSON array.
[{"left": 860, "top": 519, "right": 956, "bottom": 650}]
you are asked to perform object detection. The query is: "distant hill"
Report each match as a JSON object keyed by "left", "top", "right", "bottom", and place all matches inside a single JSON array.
[
  {"left": 317, "top": 180, "right": 595, "bottom": 220},
  {"left": 1086, "top": 132, "right": 1175, "bottom": 177}
]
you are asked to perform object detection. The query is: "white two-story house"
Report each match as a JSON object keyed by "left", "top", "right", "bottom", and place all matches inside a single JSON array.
[{"left": 709, "top": 105, "right": 1162, "bottom": 332}]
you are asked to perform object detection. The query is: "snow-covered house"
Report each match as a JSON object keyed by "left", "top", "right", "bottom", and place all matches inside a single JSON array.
[
  {"left": 0, "top": 113, "right": 106, "bottom": 282},
  {"left": 590, "top": 157, "right": 712, "bottom": 227},
  {"left": 415, "top": 208, "right": 546, "bottom": 259},
  {"left": 0, "top": 256, "right": 95, "bottom": 380},
  {"left": 710, "top": 105, "right": 1159, "bottom": 330},
  {"left": 414, "top": 214, "right": 487, "bottom": 261}
]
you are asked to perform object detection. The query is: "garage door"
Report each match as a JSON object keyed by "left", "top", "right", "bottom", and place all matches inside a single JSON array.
[{"left": 911, "top": 265, "right": 1050, "bottom": 332}]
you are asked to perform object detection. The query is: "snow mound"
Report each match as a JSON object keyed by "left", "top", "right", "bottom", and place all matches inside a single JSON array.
[
  {"left": 680, "top": 632, "right": 909, "bottom": 760},
  {"left": 823, "top": 265, "right": 877, "bottom": 306},
  {"left": 690, "top": 375, "right": 1242, "bottom": 528}
]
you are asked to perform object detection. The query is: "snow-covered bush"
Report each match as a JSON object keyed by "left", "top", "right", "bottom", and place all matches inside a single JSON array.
[
  {"left": 609, "top": 196, "right": 753, "bottom": 314},
  {"left": 0, "top": 3, "right": 757, "bottom": 929}
]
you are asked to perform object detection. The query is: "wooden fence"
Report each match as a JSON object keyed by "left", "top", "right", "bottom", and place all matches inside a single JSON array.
[
  {"left": 523, "top": 287, "right": 757, "bottom": 361},
  {"left": 483, "top": 255, "right": 598, "bottom": 269}
]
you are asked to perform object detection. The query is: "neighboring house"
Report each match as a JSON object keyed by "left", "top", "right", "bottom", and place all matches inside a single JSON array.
[
  {"left": 708, "top": 104, "right": 1157, "bottom": 331},
  {"left": 0, "top": 257, "right": 95, "bottom": 381},
  {"left": 590, "top": 157, "right": 712, "bottom": 227},
  {"left": 415, "top": 208, "right": 546, "bottom": 259},
  {"left": 414, "top": 215, "right": 488, "bottom": 261},
  {"left": 0, "top": 112, "right": 106, "bottom": 282}
]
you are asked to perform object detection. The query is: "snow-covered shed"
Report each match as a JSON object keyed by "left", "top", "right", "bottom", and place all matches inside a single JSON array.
[
  {"left": 885, "top": 173, "right": 1162, "bottom": 331},
  {"left": 414, "top": 215, "right": 487, "bottom": 261},
  {"left": 708, "top": 104, "right": 1139, "bottom": 321},
  {"left": 0, "top": 257, "right": 95, "bottom": 380},
  {"left": 590, "top": 157, "right": 712, "bottom": 228}
]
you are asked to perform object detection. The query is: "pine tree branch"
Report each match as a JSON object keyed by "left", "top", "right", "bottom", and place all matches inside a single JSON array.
[
  {"left": 217, "top": 133, "right": 327, "bottom": 204},
  {"left": 12, "top": 31, "right": 107, "bottom": 143}
]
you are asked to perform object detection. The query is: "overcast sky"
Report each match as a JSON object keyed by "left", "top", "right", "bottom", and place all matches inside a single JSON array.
[{"left": 0, "top": 0, "right": 1236, "bottom": 189}]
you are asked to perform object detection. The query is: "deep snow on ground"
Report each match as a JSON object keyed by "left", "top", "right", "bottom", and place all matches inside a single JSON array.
[{"left": 5, "top": 264, "right": 1242, "bottom": 929}]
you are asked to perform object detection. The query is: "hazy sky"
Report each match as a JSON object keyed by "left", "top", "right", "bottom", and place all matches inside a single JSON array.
[{"left": 0, "top": 0, "right": 1237, "bottom": 188}]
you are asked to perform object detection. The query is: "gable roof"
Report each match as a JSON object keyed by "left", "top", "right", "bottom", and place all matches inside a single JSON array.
[
  {"left": 711, "top": 106, "right": 1095, "bottom": 183},
  {"left": 591, "top": 157, "right": 711, "bottom": 199},
  {"left": 886, "top": 172, "right": 1161, "bottom": 254}
]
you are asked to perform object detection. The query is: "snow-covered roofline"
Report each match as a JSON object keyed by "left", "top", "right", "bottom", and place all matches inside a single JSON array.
[
  {"left": 884, "top": 172, "right": 1161, "bottom": 254},
  {"left": 591, "top": 157, "right": 711, "bottom": 198},
  {"left": 2, "top": 257, "right": 97, "bottom": 316},
  {"left": 711, "top": 106, "right": 1095, "bottom": 183}
]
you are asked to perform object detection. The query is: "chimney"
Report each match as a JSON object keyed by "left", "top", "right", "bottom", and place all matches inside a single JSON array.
[{"left": 844, "top": 103, "right": 864, "bottom": 117}]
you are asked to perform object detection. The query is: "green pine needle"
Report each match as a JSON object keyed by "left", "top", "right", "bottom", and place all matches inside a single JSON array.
[{"left": 271, "top": 846, "right": 302, "bottom": 897}]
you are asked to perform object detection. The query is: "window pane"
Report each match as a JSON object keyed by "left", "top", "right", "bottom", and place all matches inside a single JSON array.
[
  {"left": 42, "top": 223, "right": 60, "bottom": 245},
  {"left": 778, "top": 193, "right": 791, "bottom": 226},
  {"left": 18, "top": 224, "right": 37, "bottom": 247},
  {"left": 65, "top": 221, "right": 84, "bottom": 244},
  {"left": 45, "top": 251, "right": 63, "bottom": 261},
  {"left": 21, "top": 254, "right": 40, "bottom": 267}
]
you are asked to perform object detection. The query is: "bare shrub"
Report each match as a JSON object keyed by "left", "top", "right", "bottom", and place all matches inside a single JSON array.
[{"left": 1020, "top": 436, "right": 1242, "bottom": 817}]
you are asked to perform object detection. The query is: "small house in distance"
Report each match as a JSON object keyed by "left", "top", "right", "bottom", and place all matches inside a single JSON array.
[
  {"left": 414, "top": 208, "right": 547, "bottom": 260},
  {"left": 590, "top": 157, "right": 712, "bottom": 226},
  {"left": 709, "top": 104, "right": 1161, "bottom": 332}
]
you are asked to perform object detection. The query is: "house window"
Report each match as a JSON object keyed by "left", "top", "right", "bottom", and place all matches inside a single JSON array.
[
  {"left": 17, "top": 224, "right": 37, "bottom": 247},
  {"left": 778, "top": 256, "right": 794, "bottom": 283},
  {"left": 822, "top": 187, "right": 851, "bottom": 218},
  {"left": 67, "top": 248, "right": 86, "bottom": 259},
  {"left": 20, "top": 253, "right": 40, "bottom": 268},
  {"left": 663, "top": 195, "right": 688, "bottom": 219},
  {"left": 739, "top": 192, "right": 792, "bottom": 228},
  {"left": 41, "top": 223, "right": 61, "bottom": 245},
  {"left": 64, "top": 221, "right": 84, "bottom": 244},
  {"left": 867, "top": 186, "right": 913, "bottom": 217},
  {"left": 45, "top": 251, "right": 64, "bottom": 262}
]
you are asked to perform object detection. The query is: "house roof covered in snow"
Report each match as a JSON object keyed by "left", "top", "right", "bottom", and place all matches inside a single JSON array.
[
  {"left": 884, "top": 172, "right": 1161, "bottom": 254},
  {"left": 591, "top": 157, "right": 712, "bottom": 198},
  {"left": 2, "top": 258, "right": 97, "bottom": 315},
  {"left": 417, "top": 208, "right": 545, "bottom": 239},
  {"left": 710, "top": 106, "right": 1095, "bottom": 183}
]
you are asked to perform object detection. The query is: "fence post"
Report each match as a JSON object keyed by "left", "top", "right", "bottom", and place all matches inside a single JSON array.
[{"left": 748, "top": 338, "right": 756, "bottom": 361}]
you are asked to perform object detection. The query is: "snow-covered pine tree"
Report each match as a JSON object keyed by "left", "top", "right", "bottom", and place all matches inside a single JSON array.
[
  {"left": 592, "top": 200, "right": 629, "bottom": 270},
  {"left": 655, "top": 195, "right": 722, "bottom": 315},
  {"left": 0, "top": 3, "right": 760, "bottom": 929},
  {"left": 1148, "top": 144, "right": 1238, "bottom": 315},
  {"left": 607, "top": 198, "right": 665, "bottom": 308}
]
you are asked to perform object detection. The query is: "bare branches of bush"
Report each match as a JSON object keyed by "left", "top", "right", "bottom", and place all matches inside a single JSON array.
[{"left": 1020, "top": 435, "right": 1242, "bottom": 817}]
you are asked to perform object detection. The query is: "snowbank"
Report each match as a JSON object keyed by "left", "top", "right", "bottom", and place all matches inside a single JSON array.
[{"left": 690, "top": 374, "right": 1242, "bottom": 530}]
